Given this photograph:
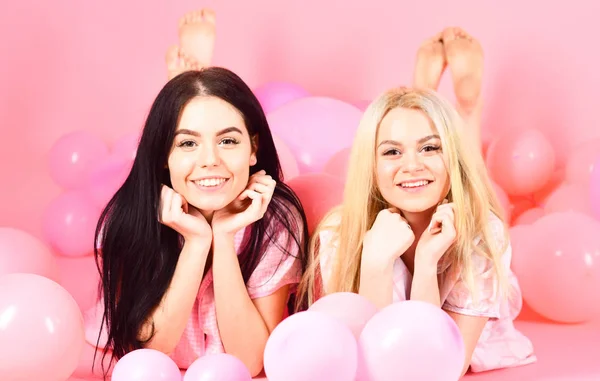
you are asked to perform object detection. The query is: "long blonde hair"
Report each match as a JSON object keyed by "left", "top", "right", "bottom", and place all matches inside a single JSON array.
[{"left": 296, "top": 87, "right": 508, "bottom": 308}]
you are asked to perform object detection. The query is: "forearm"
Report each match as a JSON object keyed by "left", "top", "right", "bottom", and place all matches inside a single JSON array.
[
  {"left": 410, "top": 262, "right": 441, "bottom": 307},
  {"left": 141, "top": 239, "right": 210, "bottom": 354},
  {"left": 212, "top": 234, "right": 270, "bottom": 376},
  {"left": 359, "top": 257, "right": 395, "bottom": 309}
]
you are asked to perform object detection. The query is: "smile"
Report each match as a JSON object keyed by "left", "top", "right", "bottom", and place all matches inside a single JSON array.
[
  {"left": 397, "top": 179, "right": 433, "bottom": 192},
  {"left": 192, "top": 177, "right": 229, "bottom": 191}
]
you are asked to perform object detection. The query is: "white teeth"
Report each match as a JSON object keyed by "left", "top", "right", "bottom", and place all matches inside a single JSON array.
[
  {"left": 195, "top": 178, "right": 227, "bottom": 187},
  {"left": 400, "top": 180, "right": 430, "bottom": 188}
]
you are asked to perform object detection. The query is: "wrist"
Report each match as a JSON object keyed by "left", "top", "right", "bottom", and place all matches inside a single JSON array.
[
  {"left": 361, "top": 252, "right": 395, "bottom": 274},
  {"left": 413, "top": 257, "right": 439, "bottom": 276},
  {"left": 212, "top": 231, "right": 236, "bottom": 246}
]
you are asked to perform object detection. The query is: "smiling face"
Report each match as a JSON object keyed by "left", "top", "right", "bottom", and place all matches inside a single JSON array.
[
  {"left": 375, "top": 107, "right": 450, "bottom": 214},
  {"left": 167, "top": 96, "right": 257, "bottom": 214}
]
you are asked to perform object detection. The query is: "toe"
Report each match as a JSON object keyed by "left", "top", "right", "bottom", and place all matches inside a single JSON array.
[{"left": 201, "top": 8, "right": 216, "bottom": 25}]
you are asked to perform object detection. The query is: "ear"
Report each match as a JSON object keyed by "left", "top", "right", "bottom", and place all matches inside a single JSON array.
[{"left": 250, "top": 135, "right": 259, "bottom": 166}]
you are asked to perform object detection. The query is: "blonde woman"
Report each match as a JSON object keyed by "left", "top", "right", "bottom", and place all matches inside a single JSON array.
[{"left": 296, "top": 29, "right": 536, "bottom": 376}]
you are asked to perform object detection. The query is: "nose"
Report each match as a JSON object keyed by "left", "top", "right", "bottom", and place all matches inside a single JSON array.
[
  {"left": 198, "top": 144, "right": 220, "bottom": 167},
  {"left": 401, "top": 151, "right": 425, "bottom": 173}
]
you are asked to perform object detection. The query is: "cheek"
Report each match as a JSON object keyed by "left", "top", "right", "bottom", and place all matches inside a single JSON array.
[
  {"left": 426, "top": 157, "right": 450, "bottom": 188},
  {"left": 168, "top": 154, "right": 196, "bottom": 183},
  {"left": 376, "top": 160, "right": 400, "bottom": 186}
]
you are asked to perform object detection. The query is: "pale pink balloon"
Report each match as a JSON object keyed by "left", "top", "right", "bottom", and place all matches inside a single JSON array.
[
  {"left": 267, "top": 97, "right": 362, "bottom": 173},
  {"left": 0, "top": 227, "right": 59, "bottom": 281},
  {"left": 309, "top": 292, "right": 378, "bottom": 340},
  {"left": 254, "top": 82, "right": 310, "bottom": 113},
  {"left": 42, "top": 190, "right": 102, "bottom": 257},
  {"left": 56, "top": 255, "right": 100, "bottom": 311},
  {"left": 272, "top": 134, "right": 299, "bottom": 181},
  {"left": 350, "top": 99, "right": 371, "bottom": 111},
  {"left": 183, "top": 354, "right": 251, "bottom": 381},
  {"left": 543, "top": 184, "right": 591, "bottom": 215},
  {"left": 287, "top": 173, "right": 344, "bottom": 233},
  {"left": 486, "top": 129, "right": 555, "bottom": 196},
  {"left": 357, "top": 300, "right": 464, "bottom": 381},
  {"left": 513, "top": 207, "right": 545, "bottom": 225},
  {"left": 564, "top": 139, "right": 600, "bottom": 185},
  {"left": 512, "top": 212, "right": 600, "bottom": 323},
  {"left": 111, "top": 131, "right": 140, "bottom": 162},
  {"left": 112, "top": 349, "right": 181, "bottom": 381},
  {"left": 264, "top": 311, "right": 357, "bottom": 381},
  {"left": 0, "top": 273, "right": 85, "bottom": 381},
  {"left": 591, "top": 156, "right": 600, "bottom": 221},
  {"left": 322, "top": 147, "right": 351, "bottom": 182},
  {"left": 86, "top": 155, "right": 132, "bottom": 209},
  {"left": 491, "top": 181, "right": 511, "bottom": 221},
  {"left": 48, "top": 130, "right": 109, "bottom": 190}
]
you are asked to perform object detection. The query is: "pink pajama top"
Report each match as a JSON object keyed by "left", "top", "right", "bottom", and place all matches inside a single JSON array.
[
  {"left": 318, "top": 212, "right": 536, "bottom": 372},
  {"left": 84, "top": 220, "right": 303, "bottom": 369}
]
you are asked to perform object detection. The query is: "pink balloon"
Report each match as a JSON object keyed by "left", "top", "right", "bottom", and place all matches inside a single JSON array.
[
  {"left": 0, "top": 273, "right": 85, "bottom": 381},
  {"left": 86, "top": 155, "right": 132, "bottom": 209},
  {"left": 272, "top": 134, "right": 299, "bottom": 181},
  {"left": 544, "top": 183, "right": 591, "bottom": 215},
  {"left": 533, "top": 169, "right": 565, "bottom": 205},
  {"left": 56, "top": 255, "right": 100, "bottom": 311},
  {"left": 512, "top": 212, "right": 600, "bottom": 323},
  {"left": 112, "top": 131, "right": 140, "bottom": 162},
  {"left": 254, "top": 82, "right": 310, "bottom": 113},
  {"left": 491, "top": 181, "right": 511, "bottom": 221},
  {"left": 112, "top": 349, "right": 181, "bottom": 381},
  {"left": 309, "top": 292, "right": 378, "bottom": 340},
  {"left": 264, "top": 311, "right": 357, "bottom": 381},
  {"left": 322, "top": 147, "right": 351, "bottom": 182},
  {"left": 42, "top": 190, "right": 101, "bottom": 257},
  {"left": 513, "top": 207, "right": 545, "bottom": 225},
  {"left": 509, "top": 197, "right": 536, "bottom": 223},
  {"left": 564, "top": 139, "right": 600, "bottom": 185},
  {"left": 350, "top": 99, "right": 371, "bottom": 111},
  {"left": 48, "top": 130, "right": 109, "bottom": 190},
  {"left": 287, "top": 173, "right": 344, "bottom": 233},
  {"left": 267, "top": 97, "right": 362, "bottom": 173},
  {"left": 0, "top": 227, "right": 59, "bottom": 281},
  {"left": 486, "top": 129, "right": 555, "bottom": 196},
  {"left": 358, "top": 300, "right": 464, "bottom": 381},
  {"left": 183, "top": 354, "right": 251, "bottom": 381},
  {"left": 590, "top": 155, "right": 600, "bottom": 221}
]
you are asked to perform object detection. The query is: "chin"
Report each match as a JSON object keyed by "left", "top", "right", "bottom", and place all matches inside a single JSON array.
[
  {"left": 187, "top": 195, "right": 235, "bottom": 212},
  {"left": 393, "top": 201, "right": 437, "bottom": 214}
]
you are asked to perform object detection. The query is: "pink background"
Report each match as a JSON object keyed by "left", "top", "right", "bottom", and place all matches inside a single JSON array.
[{"left": 1, "top": 0, "right": 599, "bottom": 238}]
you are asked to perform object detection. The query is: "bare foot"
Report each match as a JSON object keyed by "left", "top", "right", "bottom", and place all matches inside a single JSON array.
[
  {"left": 178, "top": 8, "right": 216, "bottom": 68},
  {"left": 442, "top": 27, "right": 483, "bottom": 114},
  {"left": 442, "top": 27, "right": 484, "bottom": 147},
  {"left": 413, "top": 32, "right": 446, "bottom": 90},
  {"left": 165, "top": 45, "right": 202, "bottom": 80}
]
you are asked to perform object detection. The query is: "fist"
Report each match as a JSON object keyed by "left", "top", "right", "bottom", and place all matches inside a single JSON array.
[{"left": 363, "top": 208, "right": 415, "bottom": 266}]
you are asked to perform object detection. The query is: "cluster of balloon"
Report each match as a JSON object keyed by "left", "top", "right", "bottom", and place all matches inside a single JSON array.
[
  {"left": 263, "top": 293, "right": 465, "bottom": 381},
  {"left": 485, "top": 129, "right": 600, "bottom": 323}
]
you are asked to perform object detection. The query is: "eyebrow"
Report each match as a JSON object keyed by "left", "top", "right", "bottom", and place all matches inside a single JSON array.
[
  {"left": 377, "top": 134, "right": 440, "bottom": 148},
  {"left": 174, "top": 127, "right": 244, "bottom": 137}
]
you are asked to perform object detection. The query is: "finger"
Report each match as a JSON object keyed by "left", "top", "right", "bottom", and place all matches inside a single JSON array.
[
  {"left": 248, "top": 182, "right": 271, "bottom": 194},
  {"left": 172, "top": 193, "right": 186, "bottom": 216},
  {"left": 428, "top": 214, "right": 444, "bottom": 234},
  {"left": 439, "top": 214, "right": 456, "bottom": 237},
  {"left": 246, "top": 190, "right": 263, "bottom": 215},
  {"left": 435, "top": 205, "right": 455, "bottom": 223},
  {"left": 161, "top": 187, "right": 174, "bottom": 222}
]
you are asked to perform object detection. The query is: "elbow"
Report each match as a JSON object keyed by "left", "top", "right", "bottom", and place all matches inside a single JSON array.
[
  {"left": 248, "top": 361, "right": 264, "bottom": 378},
  {"left": 241, "top": 355, "right": 264, "bottom": 378}
]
